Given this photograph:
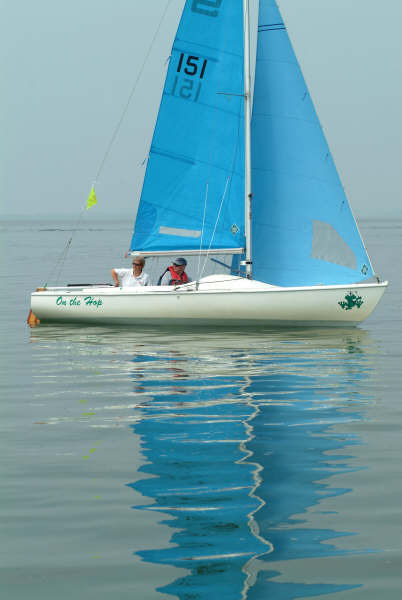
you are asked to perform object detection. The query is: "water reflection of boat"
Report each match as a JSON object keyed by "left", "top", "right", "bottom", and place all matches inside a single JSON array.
[
  {"left": 130, "top": 372, "right": 271, "bottom": 597},
  {"left": 120, "top": 328, "right": 373, "bottom": 599}
]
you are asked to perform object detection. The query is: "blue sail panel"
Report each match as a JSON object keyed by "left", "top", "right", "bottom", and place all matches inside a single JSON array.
[
  {"left": 251, "top": 0, "right": 374, "bottom": 286},
  {"left": 131, "top": 1, "right": 245, "bottom": 253}
]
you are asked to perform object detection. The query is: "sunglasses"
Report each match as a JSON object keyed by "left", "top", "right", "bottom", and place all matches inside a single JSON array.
[{"left": 133, "top": 262, "right": 142, "bottom": 266}]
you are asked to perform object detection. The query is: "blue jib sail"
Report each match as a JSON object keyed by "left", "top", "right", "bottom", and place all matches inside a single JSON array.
[
  {"left": 130, "top": 0, "right": 245, "bottom": 254},
  {"left": 251, "top": 0, "right": 375, "bottom": 286}
]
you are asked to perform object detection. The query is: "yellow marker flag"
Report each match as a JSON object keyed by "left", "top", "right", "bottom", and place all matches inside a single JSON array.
[{"left": 86, "top": 186, "right": 97, "bottom": 210}]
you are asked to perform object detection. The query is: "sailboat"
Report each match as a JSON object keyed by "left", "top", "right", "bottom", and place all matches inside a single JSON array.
[{"left": 30, "top": 0, "right": 387, "bottom": 326}]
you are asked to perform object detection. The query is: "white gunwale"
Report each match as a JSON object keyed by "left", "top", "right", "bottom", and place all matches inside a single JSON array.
[{"left": 35, "top": 280, "right": 388, "bottom": 295}]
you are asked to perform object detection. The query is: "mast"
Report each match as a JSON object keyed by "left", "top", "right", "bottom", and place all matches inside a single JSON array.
[{"left": 243, "top": 0, "right": 253, "bottom": 279}]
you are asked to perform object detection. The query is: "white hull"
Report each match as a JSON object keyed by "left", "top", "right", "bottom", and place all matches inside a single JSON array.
[{"left": 30, "top": 275, "right": 387, "bottom": 327}]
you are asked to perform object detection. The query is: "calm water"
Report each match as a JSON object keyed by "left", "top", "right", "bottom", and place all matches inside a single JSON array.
[{"left": 1, "top": 218, "right": 401, "bottom": 599}]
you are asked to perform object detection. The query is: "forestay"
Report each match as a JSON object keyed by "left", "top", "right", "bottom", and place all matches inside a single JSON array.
[
  {"left": 251, "top": 0, "right": 374, "bottom": 286},
  {"left": 131, "top": 0, "right": 245, "bottom": 255}
]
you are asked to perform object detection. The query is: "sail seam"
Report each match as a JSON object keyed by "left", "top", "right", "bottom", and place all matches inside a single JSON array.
[
  {"left": 149, "top": 149, "right": 244, "bottom": 177},
  {"left": 173, "top": 46, "right": 219, "bottom": 63},
  {"left": 255, "top": 58, "right": 298, "bottom": 66},
  {"left": 150, "top": 147, "right": 195, "bottom": 165},
  {"left": 163, "top": 93, "right": 246, "bottom": 119},
  {"left": 258, "top": 26, "right": 285, "bottom": 32},
  {"left": 174, "top": 39, "right": 242, "bottom": 59},
  {"left": 197, "top": 183, "right": 209, "bottom": 278},
  {"left": 252, "top": 111, "right": 319, "bottom": 125},
  {"left": 251, "top": 165, "right": 344, "bottom": 188}
]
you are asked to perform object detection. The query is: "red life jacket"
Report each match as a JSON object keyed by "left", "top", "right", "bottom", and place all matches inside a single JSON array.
[{"left": 168, "top": 266, "right": 189, "bottom": 285}]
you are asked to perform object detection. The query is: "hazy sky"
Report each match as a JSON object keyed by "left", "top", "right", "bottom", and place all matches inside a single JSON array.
[{"left": 2, "top": 0, "right": 402, "bottom": 219}]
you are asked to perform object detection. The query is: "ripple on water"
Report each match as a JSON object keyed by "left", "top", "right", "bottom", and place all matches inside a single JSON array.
[{"left": 2, "top": 321, "right": 401, "bottom": 599}]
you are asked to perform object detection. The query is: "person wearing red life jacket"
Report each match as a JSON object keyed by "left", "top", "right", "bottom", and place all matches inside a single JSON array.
[{"left": 157, "top": 257, "right": 191, "bottom": 286}]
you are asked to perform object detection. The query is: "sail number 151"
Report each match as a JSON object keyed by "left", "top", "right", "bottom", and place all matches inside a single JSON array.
[{"left": 177, "top": 53, "right": 207, "bottom": 79}]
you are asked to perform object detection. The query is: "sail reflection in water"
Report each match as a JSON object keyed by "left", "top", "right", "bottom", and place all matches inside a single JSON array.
[
  {"left": 128, "top": 331, "right": 372, "bottom": 599},
  {"left": 129, "top": 362, "right": 271, "bottom": 598}
]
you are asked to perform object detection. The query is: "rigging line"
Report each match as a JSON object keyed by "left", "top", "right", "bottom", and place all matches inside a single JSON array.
[
  {"left": 54, "top": 238, "right": 73, "bottom": 286},
  {"left": 174, "top": 274, "right": 251, "bottom": 290},
  {"left": 44, "top": 1, "right": 173, "bottom": 287},
  {"left": 197, "top": 56, "right": 221, "bottom": 278},
  {"left": 45, "top": 241, "right": 71, "bottom": 288},
  {"left": 200, "top": 176, "right": 230, "bottom": 279},
  {"left": 93, "top": 0, "right": 174, "bottom": 184},
  {"left": 197, "top": 182, "right": 208, "bottom": 280},
  {"left": 196, "top": 93, "right": 242, "bottom": 282},
  {"left": 43, "top": 207, "right": 86, "bottom": 287},
  {"left": 196, "top": 4, "right": 237, "bottom": 282}
]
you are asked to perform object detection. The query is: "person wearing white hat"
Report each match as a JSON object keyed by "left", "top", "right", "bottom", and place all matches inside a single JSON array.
[{"left": 111, "top": 256, "right": 150, "bottom": 287}]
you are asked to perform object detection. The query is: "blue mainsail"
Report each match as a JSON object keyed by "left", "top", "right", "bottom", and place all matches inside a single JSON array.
[
  {"left": 251, "top": 0, "right": 374, "bottom": 286},
  {"left": 130, "top": 1, "right": 245, "bottom": 254}
]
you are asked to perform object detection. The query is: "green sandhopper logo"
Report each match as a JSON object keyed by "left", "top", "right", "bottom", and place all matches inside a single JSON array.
[{"left": 338, "top": 292, "right": 364, "bottom": 311}]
